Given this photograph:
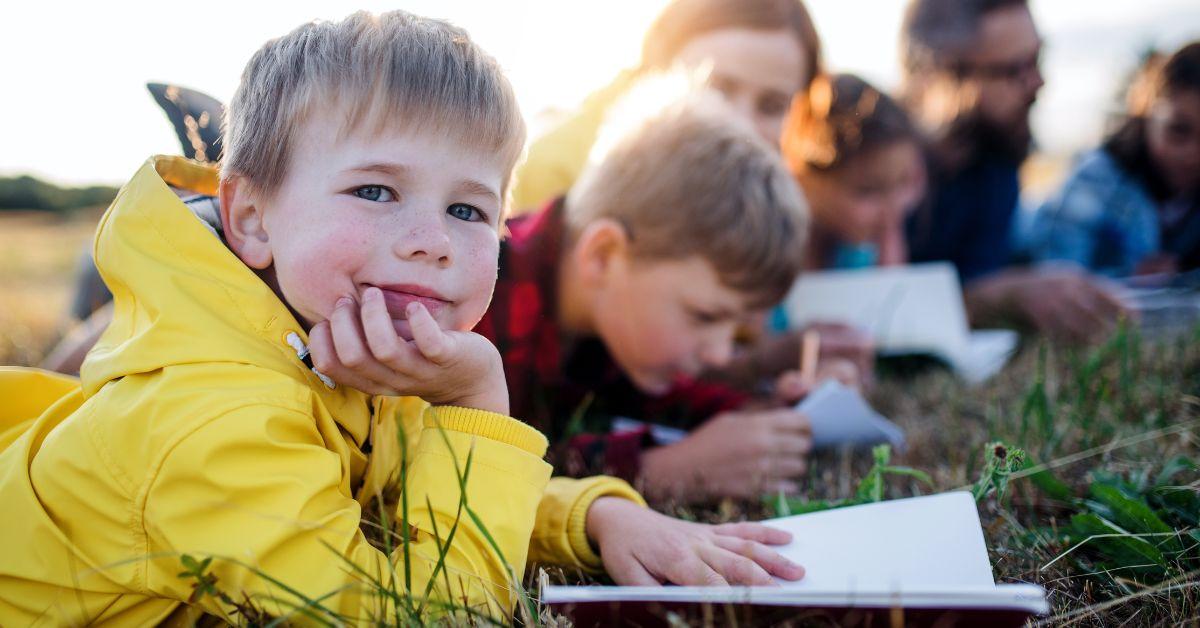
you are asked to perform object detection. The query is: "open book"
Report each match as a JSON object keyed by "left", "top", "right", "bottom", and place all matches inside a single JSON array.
[
  {"left": 1114, "top": 280, "right": 1200, "bottom": 338},
  {"left": 780, "top": 263, "right": 1019, "bottom": 383},
  {"left": 543, "top": 492, "right": 1048, "bottom": 626}
]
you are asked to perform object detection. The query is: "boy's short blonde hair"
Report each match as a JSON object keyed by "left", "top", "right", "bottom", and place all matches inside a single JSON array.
[
  {"left": 566, "top": 91, "right": 809, "bottom": 308},
  {"left": 222, "top": 10, "right": 526, "bottom": 201}
]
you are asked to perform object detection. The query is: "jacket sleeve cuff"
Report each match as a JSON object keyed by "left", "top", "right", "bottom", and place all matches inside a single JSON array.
[
  {"left": 426, "top": 405, "right": 548, "bottom": 458},
  {"left": 565, "top": 476, "right": 647, "bottom": 572}
]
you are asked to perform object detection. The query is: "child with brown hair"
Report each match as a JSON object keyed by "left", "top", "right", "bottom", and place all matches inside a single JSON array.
[
  {"left": 316, "top": 89, "right": 815, "bottom": 504},
  {"left": 0, "top": 12, "right": 803, "bottom": 625}
]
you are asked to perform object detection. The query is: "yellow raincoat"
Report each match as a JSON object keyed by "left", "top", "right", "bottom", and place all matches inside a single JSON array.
[{"left": 0, "top": 157, "right": 642, "bottom": 625}]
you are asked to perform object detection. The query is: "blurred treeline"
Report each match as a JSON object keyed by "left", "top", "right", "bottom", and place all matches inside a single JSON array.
[{"left": 0, "top": 175, "right": 117, "bottom": 212}]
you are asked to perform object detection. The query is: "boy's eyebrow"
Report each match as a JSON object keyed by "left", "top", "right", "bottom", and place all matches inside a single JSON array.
[
  {"left": 457, "top": 179, "right": 501, "bottom": 204},
  {"left": 346, "top": 162, "right": 410, "bottom": 178}
]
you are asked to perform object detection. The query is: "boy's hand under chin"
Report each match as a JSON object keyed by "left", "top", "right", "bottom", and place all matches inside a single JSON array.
[
  {"left": 585, "top": 497, "right": 805, "bottom": 586},
  {"left": 307, "top": 287, "right": 509, "bottom": 415}
]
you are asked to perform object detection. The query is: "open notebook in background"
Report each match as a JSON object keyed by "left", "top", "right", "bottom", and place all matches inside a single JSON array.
[
  {"left": 544, "top": 492, "right": 1049, "bottom": 627},
  {"left": 781, "top": 263, "right": 1019, "bottom": 383},
  {"left": 1114, "top": 270, "right": 1200, "bottom": 338}
]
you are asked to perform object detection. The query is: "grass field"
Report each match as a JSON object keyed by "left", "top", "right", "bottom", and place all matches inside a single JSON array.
[
  {"left": 2, "top": 208, "right": 1198, "bottom": 626},
  {"left": 0, "top": 208, "right": 104, "bottom": 366}
]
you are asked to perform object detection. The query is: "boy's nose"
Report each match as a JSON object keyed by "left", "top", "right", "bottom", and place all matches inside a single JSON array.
[
  {"left": 699, "top": 335, "right": 735, "bottom": 369},
  {"left": 395, "top": 218, "right": 453, "bottom": 266}
]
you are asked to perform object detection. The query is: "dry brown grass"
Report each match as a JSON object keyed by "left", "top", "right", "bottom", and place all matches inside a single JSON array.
[{"left": 0, "top": 208, "right": 104, "bottom": 366}]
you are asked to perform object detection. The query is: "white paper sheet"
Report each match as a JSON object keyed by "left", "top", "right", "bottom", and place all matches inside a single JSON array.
[
  {"left": 951, "top": 329, "right": 1020, "bottom": 384},
  {"left": 765, "top": 492, "right": 995, "bottom": 590},
  {"left": 797, "top": 380, "right": 905, "bottom": 450},
  {"left": 782, "top": 263, "right": 1018, "bottom": 383}
]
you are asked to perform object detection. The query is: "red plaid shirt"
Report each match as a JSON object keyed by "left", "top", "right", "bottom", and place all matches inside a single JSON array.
[{"left": 475, "top": 199, "right": 749, "bottom": 481}]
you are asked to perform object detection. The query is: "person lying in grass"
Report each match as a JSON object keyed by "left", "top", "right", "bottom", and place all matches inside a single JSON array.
[
  {"left": 0, "top": 11, "right": 803, "bottom": 625},
  {"left": 1028, "top": 41, "right": 1200, "bottom": 278},
  {"left": 315, "top": 82, "right": 826, "bottom": 506},
  {"left": 714, "top": 73, "right": 929, "bottom": 390}
]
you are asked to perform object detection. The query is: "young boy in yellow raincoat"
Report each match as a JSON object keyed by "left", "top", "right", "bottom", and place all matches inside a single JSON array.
[{"left": 0, "top": 10, "right": 804, "bottom": 625}]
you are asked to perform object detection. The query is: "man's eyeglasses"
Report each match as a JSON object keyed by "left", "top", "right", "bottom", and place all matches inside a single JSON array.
[{"left": 954, "top": 47, "right": 1042, "bottom": 83}]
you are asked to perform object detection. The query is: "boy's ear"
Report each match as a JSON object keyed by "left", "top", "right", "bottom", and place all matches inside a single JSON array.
[
  {"left": 218, "top": 175, "right": 273, "bottom": 270},
  {"left": 573, "top": 218, "right": 631, "bottom": 284}
]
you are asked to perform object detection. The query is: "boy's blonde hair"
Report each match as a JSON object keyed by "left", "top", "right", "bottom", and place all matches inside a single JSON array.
[
  {"left": 222, "top": 10, "right": 526, "bottom": 201},
  {"left": 567, "top": 90, "right": 809, "bottom": 308}
]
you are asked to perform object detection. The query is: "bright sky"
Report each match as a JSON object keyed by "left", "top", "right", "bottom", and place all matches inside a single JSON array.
[{"left": 1, "top": 1, "right": 1197, "bottom": 185}]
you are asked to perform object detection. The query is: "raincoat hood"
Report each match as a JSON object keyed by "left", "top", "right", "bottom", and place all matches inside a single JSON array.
[{"left": 83, "top": 156, "right": 370, "bottom": 440}]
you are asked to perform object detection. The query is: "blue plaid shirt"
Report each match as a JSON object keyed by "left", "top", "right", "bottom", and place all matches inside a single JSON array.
[{"left": 1028, "top": 149, "right": 1200, "bottom": 277}]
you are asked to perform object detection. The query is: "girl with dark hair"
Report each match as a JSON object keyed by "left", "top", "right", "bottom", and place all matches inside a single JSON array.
[
  {"left": 510, "top": 0, "right": 823, "bottom": 211},
  {"left": 1030, "top": 42, "right": 1200, "bottom": 277},
  {"left": 782, "top": 74, "right": 927, "bottom": 270}
]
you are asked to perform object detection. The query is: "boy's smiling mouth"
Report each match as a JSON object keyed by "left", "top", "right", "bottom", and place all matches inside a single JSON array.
[{"left": 372, "top": 283, "right": 452, "bottom": 319}]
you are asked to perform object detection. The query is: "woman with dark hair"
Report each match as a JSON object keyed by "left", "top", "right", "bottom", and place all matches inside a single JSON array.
[
  {"left": 510, "top": 0, "right": 823, "bottom": 211},
  {"left": 782, "top": 73, "right": 927, "bottom": 271},
  {"left": 1029, "top": 42, "right": 1200, "bottom": 277}
]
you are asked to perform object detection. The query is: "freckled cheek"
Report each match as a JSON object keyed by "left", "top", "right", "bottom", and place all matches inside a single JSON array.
[
  {"left": 279, "top": 221, "right": 376, "bottom": 310},
  {"left": 452, "top": 235, "right": 500, "bottom": 328}
]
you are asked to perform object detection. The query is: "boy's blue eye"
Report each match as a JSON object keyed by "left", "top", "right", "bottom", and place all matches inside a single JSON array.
[
  {"left": 448, "top": 203, "right": 484, "bottom": 222},
  {"left": 353, "top": 186, "right": 395, "bottom": 202}
]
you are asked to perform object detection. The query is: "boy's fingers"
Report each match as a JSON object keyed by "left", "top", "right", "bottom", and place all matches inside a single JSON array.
[
  {"left": 307, "top": 321, "right": 335, "bottom": 368},
  {"left": 359, "top": 288, "right": 419, "bottom": 370},
  {"left": 606, "top": 553, "right": 662, "bottom": 587},
  {"left": 770, "top": 410, "right": 812, "bottom": 435},
  {"left": 700, "top": 544, "right": 775, "bottom": 586},
  {"left": 817, "top": 358, "right": 860, "bottom": 389},
  {"left": 329, "top": 298, "right": 372, "bottom": 369},
  {"left": 407, "top": 302, "right": 454, "bottom": 364},
  {"left": 712, "top": 536, "right": 804, "bottom": 582},
  {"left": 757, "top": 455, "right": 805, "bottom": 484},
  {"left": 773, "top": 434, "right": 813, "bottom": 457},
  {"left": 310, "top": 324, "right": 398, "bottom": 395},
  {"left": 328, "top": 299, "right": 403, "bottom": 390},
  {"left": 711, "top": 522, "right": 792, "bottom": 546},
  {"left": 774, "top": 371, "right": 810, "bottom": 404},
  {"left": 664, "top": 555, "right": 728, "bottom": 587}
]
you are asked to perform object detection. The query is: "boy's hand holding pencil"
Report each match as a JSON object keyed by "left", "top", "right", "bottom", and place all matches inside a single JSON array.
[
  {"left": 772, "top": 328, "right": 862, "bottom": 404},
  {"left": 639, "top": 406, "right": 813, "bottom": 501}
]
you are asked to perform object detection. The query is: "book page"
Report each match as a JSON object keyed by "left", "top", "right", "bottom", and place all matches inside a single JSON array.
[
  {"left": 765, "top": 492, "right": 995, "bottom": 590},
  {"left": 949, "top": 329, "right": 1020, "bottom": 384},
  {"left": 782, "top": 263, "right": 971, "bottom": 358},
  {"left": 783, "top": 264, "right": 1018, "bottom": 382}
]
